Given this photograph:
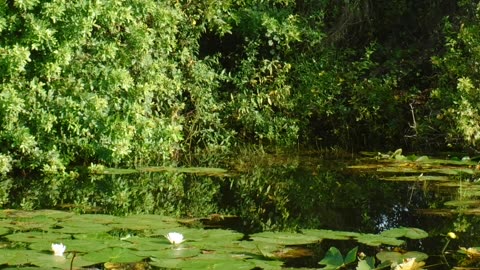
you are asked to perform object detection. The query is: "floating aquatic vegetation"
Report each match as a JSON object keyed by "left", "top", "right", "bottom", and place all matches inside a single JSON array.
[
  {"left": 0, "top": 209, "right": 432, "bottom": 269},
  {"left": 94, "top": 166, "right": 231, "bottom": 177}
]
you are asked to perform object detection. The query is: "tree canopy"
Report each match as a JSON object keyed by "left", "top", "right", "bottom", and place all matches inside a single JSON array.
[{"left": 0, "top": 0, "right": 478, "bottom": 176}]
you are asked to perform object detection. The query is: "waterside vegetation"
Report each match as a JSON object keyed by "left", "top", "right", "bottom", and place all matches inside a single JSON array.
[{"left": 1, "top": 1, "right": 480, "bottom": 176}]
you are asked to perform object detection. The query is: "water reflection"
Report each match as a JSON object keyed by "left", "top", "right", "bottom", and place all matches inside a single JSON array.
[{"left": 4, "top": 151, "right": 480, "bottom": 268}]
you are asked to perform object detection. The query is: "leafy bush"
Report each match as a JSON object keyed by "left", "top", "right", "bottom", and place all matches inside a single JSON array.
[
  {"left": 0, "top": 0, "right": 235, "bottom": 175},
  {"left": 433, "top": 4, "right": 480, "bottom": 148}
]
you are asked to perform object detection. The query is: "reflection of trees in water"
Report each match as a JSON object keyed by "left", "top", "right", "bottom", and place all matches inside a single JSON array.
[{"left": 221, "top": 164, "right": 435, "bottom": 233}]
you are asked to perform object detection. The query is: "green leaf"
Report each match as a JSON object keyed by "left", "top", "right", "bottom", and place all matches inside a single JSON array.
[
  {"left": 82, "top": 247, "right": 145, "bottom": 264},
  {"left": 134, "top": 246, "right": 201, "bottom": 259},
  {"left": 380, "top": 227, "right": 428, "bottom": 240},
  {"left": 6, "top": 231, "right": 70, "bottom": 243},
  {"left": 355, "top": 234, "right": 404, "bottom": 246},
  {"left": 376, "top": 251, "right": 428, "bottom": 264},
  {"left": 250, "top": 231, "right": 321, "bottom": 246},
  {"left": 319, "top": 247, "right": 344, "bottom": 269},
  {"left": 302, "top": 229, "right": 359, "bottom": 240},
  {"left": 344, "top": 246, "right": 358, "bottom": 264},
  {"left": 356, "top": 259, "right": 373, "bottom": 270}
]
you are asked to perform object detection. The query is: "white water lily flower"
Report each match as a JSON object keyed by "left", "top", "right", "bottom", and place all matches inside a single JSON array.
[
  {"left": 394, "top": 258, "right": 425, "bottom": 270},
  {"left": 165, "top": 232, "right": 185, "bottom": 245},
  {"left": 51, "top": 243, "right": 66, "bottom": 256}
]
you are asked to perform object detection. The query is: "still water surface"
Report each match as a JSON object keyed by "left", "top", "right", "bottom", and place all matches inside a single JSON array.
[{"left": 1, "top": 150, "right": 479, "bottom": 269}]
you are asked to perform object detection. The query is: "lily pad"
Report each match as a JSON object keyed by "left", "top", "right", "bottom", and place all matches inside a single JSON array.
[
  {"left": 0, "top": 226, "right": 10, "bottom": 235},
  {"left": 134, "top": 245, "right": 201, "bottom": 259},
  {"left": 380, "top": 175, "right": 450, "bottom": 182},
  {"left": 120, "top": 236, "right": 171, "bottom": 251},
  {"left": 82, "top": 247, "right": 146, "bottom": 264},
  {"left": 184, "top": 228, "right": 244, "bottom": 246},
  {"left": 250, "top": 231, "right": 321, "bottom": 246},
  {"left": 168, "top": 253, "right": 254, "bottom": 269},
  {"left": 0, "top": 249, "right": 95, "bottom": 268},
  {"left": 1, "top": 216, "right": 57, "bottom": 232},
  {"left": 376, "top": 251, "right": 428, "bottom": 264},
  {"left": 111, "top": 214, "right": 180, "bottom": 231},
  {"left": 55, "top": 220, "right": 112, "bottom": 234},
  {"left": 302, "top": 229, "right": 359, "bottom": 240},
  {"left": 355, "top": 234, "right": 404, "bottom": 247},
  {"left": 138, "top": 166, "right": 230, "bottom": 177},
  {"left": 64, "top": 213, "right": 121, "bottom": 225},
  {"left": 6, "top": 231, "right": 70, "bottom": 243},
  {"left": 380, "top": 227, "right": 428, "bottom": 240},
  {"left": 29, "top": 238, "right": 110, "bottom": 253}
]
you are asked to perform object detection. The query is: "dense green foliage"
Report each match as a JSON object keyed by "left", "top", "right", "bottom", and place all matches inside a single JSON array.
[
  {"left": 0, "top": 0, "right": 478, "bottom": 174},
  {"left": 1, "top": 0, "right": 480, "bottom": 225}
]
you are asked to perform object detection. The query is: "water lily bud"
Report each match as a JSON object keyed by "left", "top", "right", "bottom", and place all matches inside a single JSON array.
[{"left": 447, "top": 232, "right": 457, "bottom": 239}]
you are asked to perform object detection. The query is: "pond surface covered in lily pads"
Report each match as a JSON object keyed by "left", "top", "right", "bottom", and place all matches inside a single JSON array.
[{"left": 2, "top": 149, "right": 480, "bottom": 269}]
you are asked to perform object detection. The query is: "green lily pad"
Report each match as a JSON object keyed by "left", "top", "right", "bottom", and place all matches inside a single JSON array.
[
  {"left": 29, "top": 238, "right": 110, "bottom": 253},
  {"left": 376, "top": 251, "right": 428, "bottom": 264},
  {"left": 6, "top": 231, "right": 70, "bottom": 243},
  {"left": 250, "top": 231, "right": 321, "bottom": 246},
  {"left": 0, "top": 249, "right": 94, "bottom": 268},
  {"left": 82, "top": 247, "right": 146, "bottom": 264},
  {"left": 302, "top": 229, "right": 359, "bottom": 240},
  {"left": 28, "top": 209, "right": 75, "bottom": 220},
  {"left": 29, "top": 252, "right": 95, "bottom": 268},
  {"left": 0, "top": 249, "right": 41, "bottom": 266},
  {"left": 55, "top": 220, "right": 112, "bottom": 234},
  {"left": 183, "top": 228, "right": 244, "bottom": 248},
  {"left": 355, "top": 234, "right": 404, "bottom": 247},
  {"left": 170, "top": 253, "right": 254, "bottom": 269},
  {"left": 0, "top": 209, "right": 69, "bottom": 219},
  {"left": 244, "top": 258, "right": 284, "bottom": 270},
  {"left": 380, "top": 227, "right": 428, "bottom": 240},
  {"left": 64, "top": 214, "right": 121, "bottom": 225},
  {"left": 2, "top": 216, "right": 57, "bottom": 231},
  {"left": 118, "top": 236, "right": 171, "bottom": 251},
  {"left": 0, "top": 226, "right": 10, "bottom": 235},
  {"left": 138, "top": 166, "right": 230, "bottom": 177},
  {"left": 111, "top": 214, "right": 180, "bottom": 231},
  {"left": 134, "top": 246, "right": 201, "bottom": 259},
  {"left": 380, "top": 175, "right": 450, "bottom": 181},
  {"left": 235, "top": 240, "right": 280, "bottom": 258}
]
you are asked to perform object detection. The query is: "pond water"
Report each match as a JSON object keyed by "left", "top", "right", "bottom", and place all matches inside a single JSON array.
[{"left": 1, "top": 150, "right": 480, "bottom": 269}]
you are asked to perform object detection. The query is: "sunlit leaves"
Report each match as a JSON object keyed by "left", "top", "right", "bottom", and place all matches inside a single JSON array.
[
  {"left": 319, "top": 247, "right": 358, "bottom": 270},
  {"left": 1, "top": 45, "right": 31, "bottom": 75},
  {"left": 0, "top": 0, "right": 215, "bottom": 178},
  {"left": 14, "top": 0, "right": 40, "bottom": 11},
  {"left": 0, "top": 154, "right": 13, "bottom": 175},
  {"left": 0, "top": 209, "right": 435, "bottom": 269}
]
